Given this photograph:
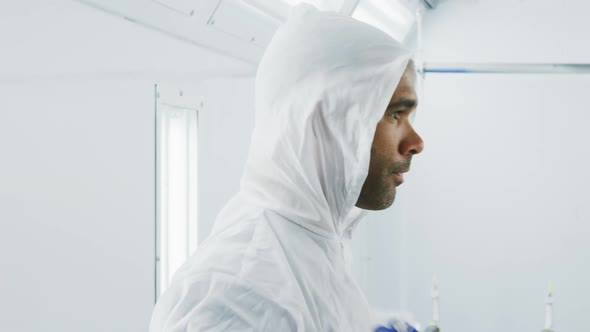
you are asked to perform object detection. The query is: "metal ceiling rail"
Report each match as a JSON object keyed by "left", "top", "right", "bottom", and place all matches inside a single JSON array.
[{"left": 423, "top": 63, "right": 590, "bottom": 74}]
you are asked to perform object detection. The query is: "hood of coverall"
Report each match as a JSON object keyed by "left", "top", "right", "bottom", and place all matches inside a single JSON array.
[{"left": 239, "top": 4, "right": 412, "bottom": 239}]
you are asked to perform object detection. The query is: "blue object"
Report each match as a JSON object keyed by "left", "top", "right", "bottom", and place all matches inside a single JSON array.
[
  {"left": 375, "top": 327, "right": 396, "bottom": 332},
  {"left": 374, "top": 321, "right": 418, "bottom": 332}
]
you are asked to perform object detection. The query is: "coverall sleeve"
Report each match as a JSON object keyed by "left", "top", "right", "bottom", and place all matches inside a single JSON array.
[{"left": 155, "top": 278, "right": 301, "bottom": 332}]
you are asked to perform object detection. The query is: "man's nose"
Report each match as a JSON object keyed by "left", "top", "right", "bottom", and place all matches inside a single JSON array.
[{"left": 400, "top": 127, "right": 424, "bottom": 156}]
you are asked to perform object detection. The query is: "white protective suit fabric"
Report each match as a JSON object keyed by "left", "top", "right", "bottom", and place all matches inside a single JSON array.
[{"left": 150, "top": 4, "right": 412, "bottom": 332}]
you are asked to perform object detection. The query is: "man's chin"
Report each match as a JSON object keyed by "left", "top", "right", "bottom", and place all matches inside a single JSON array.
[
  {"left": 356, "top": 190, "right": 396, "bottom": 211},
  {"left": 384, "top": 189, "right": 397, "bottom": 209}
]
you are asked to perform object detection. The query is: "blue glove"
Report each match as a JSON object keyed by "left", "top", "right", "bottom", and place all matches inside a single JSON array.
[{"left": 374, "top": 320, "right": 418, "bottom": 332}]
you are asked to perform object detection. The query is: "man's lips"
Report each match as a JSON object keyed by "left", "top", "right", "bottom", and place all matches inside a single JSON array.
[{"left": 392, "top": 169, "right": 409, "bottom": 184}]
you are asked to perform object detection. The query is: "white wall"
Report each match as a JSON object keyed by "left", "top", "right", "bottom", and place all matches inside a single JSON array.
[
  {"left": 0, "top": 80, "right": 156, "bottom": 332},
  {"left": 0, "top": 1, "right": 255, "bottom": 331},
  {"left": 400, "top": 73, "right": 590, "bottom": 331}
]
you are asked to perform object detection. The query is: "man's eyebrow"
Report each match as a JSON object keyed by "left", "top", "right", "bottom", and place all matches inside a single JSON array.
[{"left": 388, "top": 98, "right": 417, "bottom": 109}]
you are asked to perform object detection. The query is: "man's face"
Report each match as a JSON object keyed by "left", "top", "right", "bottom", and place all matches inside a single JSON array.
[{"left": 355, "top": 63, "right": 424, "bottom": 210}]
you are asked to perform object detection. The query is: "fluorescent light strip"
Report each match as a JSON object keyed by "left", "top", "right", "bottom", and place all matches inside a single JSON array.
[{"left": 157, "top": 105, "right": 199, "bottom": 296}]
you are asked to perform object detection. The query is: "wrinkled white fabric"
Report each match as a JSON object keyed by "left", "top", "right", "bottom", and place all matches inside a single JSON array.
[{"left": 150, "top": 4, "right": 412, "bottom": 332}]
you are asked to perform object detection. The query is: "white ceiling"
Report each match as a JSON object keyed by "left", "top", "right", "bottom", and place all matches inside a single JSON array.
[{"left": 0, "top": 0, "right": 256, "bottom": 80}]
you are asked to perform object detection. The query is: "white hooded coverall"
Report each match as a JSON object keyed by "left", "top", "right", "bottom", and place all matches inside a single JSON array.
[{"left": 150, "top": 4, "right": 412, "bottom": 331}]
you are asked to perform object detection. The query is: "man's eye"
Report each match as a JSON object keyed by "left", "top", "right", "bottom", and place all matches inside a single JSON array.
[{"left": 390, "top": 111, "right": 402, "bottom": 120}]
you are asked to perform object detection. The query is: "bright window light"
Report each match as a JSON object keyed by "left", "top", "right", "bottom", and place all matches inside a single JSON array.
[
  {"left": 281, "top": 0, "right": 344, "bottom": 9},
  {"left": 155, "top": 87, "right": 200, "bottom": 297},
  {"left": 353, "top": 0, "right": 416, "bottom": 42},
  {"left": 241, "top": 0, "right": 345, "bottom": 20}
]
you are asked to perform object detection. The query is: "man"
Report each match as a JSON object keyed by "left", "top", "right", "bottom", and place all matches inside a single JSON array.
[{"left": 150, "top": 4, "right": 423, "bottom": 332}]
